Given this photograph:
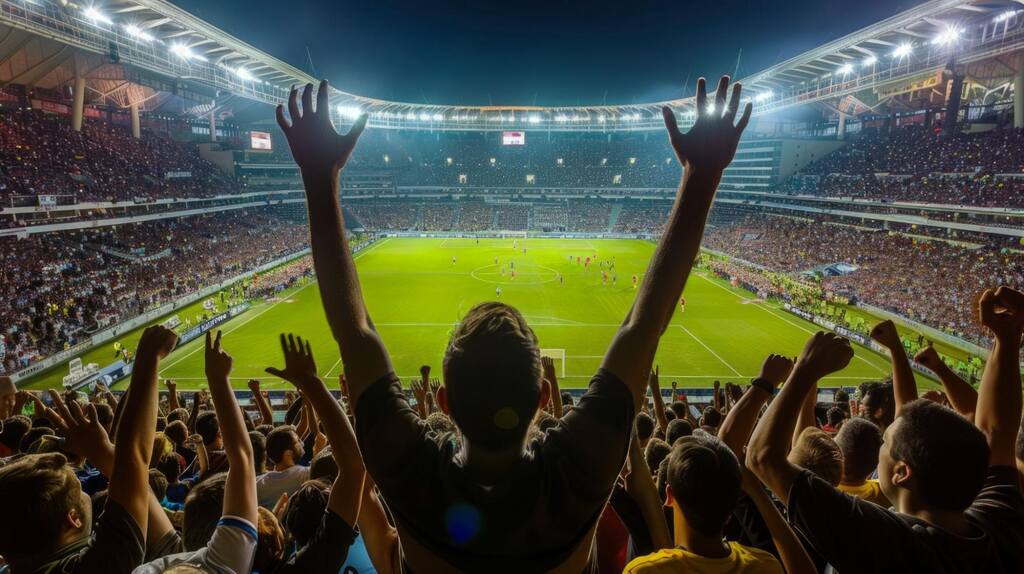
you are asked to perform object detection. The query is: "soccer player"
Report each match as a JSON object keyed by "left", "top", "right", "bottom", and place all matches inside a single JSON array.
[
  {"left": 495, "top": 286, "right": 502, "bottom": 298},
  {"left": 452, "top": 256, "right": 457, "bottom": 266},
  {"left": 602, "top": 272, "right": 608, "bottom": 285},
  {"left": 679, "top": 296, "right": 686, "bottom": 313},
  {"left": 632, "top": 274, "right": 639, "bottom": 289}
]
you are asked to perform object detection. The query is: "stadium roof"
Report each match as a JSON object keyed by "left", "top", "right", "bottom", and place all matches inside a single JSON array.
[{"left": 1, "top": 0, "right": 1023, "bottom": 130}]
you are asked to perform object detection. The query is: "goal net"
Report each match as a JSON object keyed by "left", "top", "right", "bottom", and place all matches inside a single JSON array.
[{"left": 540, "top": 348, "right": 566, "bottom": 378}]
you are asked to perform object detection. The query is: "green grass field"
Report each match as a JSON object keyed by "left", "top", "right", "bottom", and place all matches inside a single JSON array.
[{"left": 24, "top": 237, "right": 941, "bottom": 391}]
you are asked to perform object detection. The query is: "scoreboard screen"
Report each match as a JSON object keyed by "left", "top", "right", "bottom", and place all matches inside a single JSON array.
[
  {"left": 250, "top": 131, "right": 272, "bottom": 150},
  {"left": 502, "top": 131, "right": 525, "bottom": 146}
]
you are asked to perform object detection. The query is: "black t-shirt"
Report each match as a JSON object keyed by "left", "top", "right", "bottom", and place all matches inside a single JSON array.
[
  {"left": 787, "top": 466, "right": 1024, "bottom": 573},
  {"left": 32, "top": 499, "right": 145, "bottom": 574},
  {"left": 273, "top": 510, "right": 357, "bottom": 574},
  {"left": 355, "top": 369, "right": 634, "bottom": 573}
]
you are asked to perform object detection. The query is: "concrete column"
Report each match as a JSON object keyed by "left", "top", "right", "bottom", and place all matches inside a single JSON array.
[
  {"left": 1014, "top": 66, "right": 1024, "bottom": 128},
  {"left": 71, "top": 76, "right": 86, "bottom": 132},
  {"left": 130, "top": 103, "right": 141, "bottom": 139},
  {"left": 942, "top": 73, "right": 964, "bottom": 139},
  {"left": 208, "top": 109, "right": 217, "bottom": 142},
  {"left": 837, "top": 112, "right": 848, "bottom": 140}
]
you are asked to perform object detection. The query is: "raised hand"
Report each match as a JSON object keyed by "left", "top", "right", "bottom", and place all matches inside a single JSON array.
[
  {"left": 795, "top": 332, "right": 855, "bottom": 380},
  {"left": 913, "top": 345, "right": 942, "bottom": 369},
  {"left": 204, "top": 330, "right": 233, "bottom": 381},
  {"left": 542, "top": 356, "right": 557, "bottom": 383},
  {"left": 662, "top": 76, "right": 752, "bottom": 174},
  {"left": 411, "top": 379, "right": 427, "bottom": 405},
  {"left": 48, "top": 390, "right": 113, "bottom": 468},
  {"left": 979, "top": 286, "right": 1024, "bottom": 342},
  {"left": 759, "top": 354, "right": 795, "bottom": 386},
  {"left": 247, "top": 378, "right": 261, "bottom": 394},
  {"left": 869, "top": 320, "right": 902, "bottom": 350},
  {"left": 265, "top": 333, "right": 320, "bottom": 389},
  {"left": 164, "top": 379, "right": 176, "bottom": 392},
  {"left": 135, "top": 325, "right": 178, "bottom": 366},
  {"left": 276, "top": 80, "right": 367, "bottom": 176}
]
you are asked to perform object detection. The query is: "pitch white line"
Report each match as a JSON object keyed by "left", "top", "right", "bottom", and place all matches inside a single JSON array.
[
  {"left": 321, "top": 357, "right": 343, "bottom": 379},
  {"left": 675, "top": 325, "right": 742, "bottom": 376},
  {"left": 696, "top": 274, "right": 888, "bottom": 375},
  {"left": 160, "top": 238, "right": 390, "bottom": 374}
]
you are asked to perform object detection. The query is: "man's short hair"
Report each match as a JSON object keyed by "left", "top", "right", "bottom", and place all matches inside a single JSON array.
[
  {"left": 166, "top": 407, "right": 189, "bottom": 425},
  {"left": 890, "top": 400, "right": 989, "bottom": 511},
  {"left": 862, "top": 382, "right": 895, "bottom": 428},
  {"left": 789, "top": 427, "right": 844, "bottom": 486},
  {"left": 700, "top": 406, "right": 723, "bottom": 428},
  {"left": 195, "top": 412, "right": 220, "bottom": 446},
  {"left": 635, "top": 412, "right": 655, "bottom": 443},
  {"left": 666, "top": 419, "right": 693, "bottom": 445},
  {"left": 425, "top": 412, "right": 457, "bottom": 435},
  {"left": 283, "top": 480, "right": 330, "bottom": 546},
  {"left": 249, "top": 431, "right": 267, "bottom": 473},
  {"left": 184, "top": 472, "right": 227, "bottom": 551},
  {"left": 669, "top": 401, "right": 688, "bottom": 420},
  {"left": 149, "top": 468, "right": 168, "bottom": 501},
  {"left": 826, "top": 407, "right": 846, "bottom": 428},
  {"left": 534, "top": 411, "right": 558, "bottom": 433},
  {"left": 834, "top": 418, "right": 882, "bottom": 482},
  {"left": 265, "top": 425, "right": 299, "bottom": 465},
  {"left": 644, "top": 438, "right": 672, "bottom": 472},
  {"left": 156, "top": 452, "right": 182, "bottom": 484},
  {"left": 665, "top": 433, "right": 741, "bottom": 537},
  {"left": 310, "top": 447, "right": 338, "bottom": 483},
  {"left": 0, "top": 415, "right": 31, "bottom": 452},
  {"left": 0, "top": 453, "right": 85, "bottom": 560},
  {"left": 442, "top": 302, "right": 542, "bottom": 451},
  {"left": 165, "top": 420, "right": 189, "bottom": 447},
  {"left": 664, "top": 409, "right": 677, "bottom": 422}
]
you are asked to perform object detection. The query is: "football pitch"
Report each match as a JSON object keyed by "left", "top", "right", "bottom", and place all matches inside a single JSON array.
[{"left": 25, "top": 237, "right": 937, "bottom": 391}]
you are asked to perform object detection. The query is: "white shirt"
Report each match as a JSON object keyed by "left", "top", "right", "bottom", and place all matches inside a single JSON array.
[
  {"left": 256, "top": 464, "right": 310, "bottom": 508},
  {"left": 134, "top": 515, "right": 257, "bottom": 574}
]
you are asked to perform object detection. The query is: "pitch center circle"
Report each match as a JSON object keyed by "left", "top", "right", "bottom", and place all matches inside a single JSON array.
[{"left": 470, "top": 263, "right": 559, "bottom": 285}]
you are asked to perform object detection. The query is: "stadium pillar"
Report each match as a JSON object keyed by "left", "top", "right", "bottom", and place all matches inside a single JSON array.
[
  {"left": 942, "top": 73, "right": 964, "bottom": 139},
  {"left": 837, "top": 112, "right": 847, "bottom": 140},
  {"left": 1015, "top": 66, "right": 1024, "bottom": 128},
  {"left": 71, "top": 76, "right": 86, "bottom": 132},
  {"left": 130, "top": 103, "right": 141, "bottom": 139},
  {"left": 208, "top": 110, "right": 217, "bottom": 142}
]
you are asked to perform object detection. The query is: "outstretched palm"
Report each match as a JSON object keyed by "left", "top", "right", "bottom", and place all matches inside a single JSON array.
[
  {"left": 276, "top": 80, "right": 367, "bottom": 176},
  {"left": 265, "top": 333, "right": 320, "bottom": 390},
  {"left": 662, "top": 75, "right": 752, "bottom": 174}
]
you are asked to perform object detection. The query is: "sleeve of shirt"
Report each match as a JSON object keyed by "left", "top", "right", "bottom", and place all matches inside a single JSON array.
[
  {"left": 968, "top": 466, "right": 1024, "bottom": 524},
  {"left": 201, "top": 516, "right": 258, "bottom": 574},
  {"left": 355, "top": 373, "right": 440, "bottom": 484},
  {"left": 275, "top": 511, "right": 358, "bottom": 574},
  {"left": 76, "top": 499, "right": 146, "bottom": 574},
  {"left": 786, "top": 469, "right": 915, "bottom": 572},
  {"left": 542, "top": 369, "right": 635, "bottom": 502}
]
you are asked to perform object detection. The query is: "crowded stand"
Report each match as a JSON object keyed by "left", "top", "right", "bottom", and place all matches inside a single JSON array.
[
  {"left": 0, "top": 209, "right": 307, "bottom": 375},
  {"left": 0, "top": 109, "right": 235, "bottom": 204},
  {"left": 2, "top": 79, "right": 1023, "bottom": 574}
]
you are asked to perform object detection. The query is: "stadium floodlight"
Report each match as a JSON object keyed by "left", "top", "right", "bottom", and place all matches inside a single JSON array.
[
  {"left": 994, "top": 10, "right": 1017, "bottom": 23},
  {"left": 597, "top": 115, "right": 606, "bottom": 122},
  {"left": 170, "top": 43, "right": 206, "bottom": 62},
  {"left": 432, "top": 113, "right": 443, "bottom": 121},
  {"left": 124, "top": 24, "right": 154, "bottom": 42},
  {"left": 892, "top": 43, "right": 913, "bottom": 58},
  {"left": 554, "top": 114, "right": 568, "bottom": 122},
  {"left": 83, "top": 6, "right": 112, "bottom": 25},
  {"left": 234, "top": 67, "right": 255, "bottom": 81},
  {"left": 418, "top": 112, "right": 431, "bottom": 121},
  {"left": 931, "top": 25, "right": 961, "bottom": 45},
  {"left": 706, "top": 103, "right": 716, "bottom": 116},
  {"left": 337, "top": 105, "right": 362, "bottom": 120},
  {"left": 838, "top": 63, "right": 854, "bottom": 76},
  {"left": 862, "top": 55, "right": 877, "bottom": 67},
  {"left": 528, "top": 114, "right": 541, "bottom": 124},
  {"left": 405, "top": 112, "right": 416, "bottom": 121},
  {"left": 754, "top": 90, "right": 773, "bottom": 102}
]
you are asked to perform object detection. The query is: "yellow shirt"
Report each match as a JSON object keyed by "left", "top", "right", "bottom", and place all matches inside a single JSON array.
[
  {"left": 838, "top": 479, "right": 891, "bottom": 507},
  {"left": 624, "top": 542, "right": 783, "bottom": 573}
]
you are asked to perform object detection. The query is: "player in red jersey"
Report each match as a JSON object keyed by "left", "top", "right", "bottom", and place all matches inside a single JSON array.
[{"left": 679, "top": 296, "right": 686, "bottom": 313}]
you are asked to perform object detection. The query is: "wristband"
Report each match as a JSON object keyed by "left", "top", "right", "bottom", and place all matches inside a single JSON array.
[{"left": 750, "top": 378, "right": 776, "bottom": 395}]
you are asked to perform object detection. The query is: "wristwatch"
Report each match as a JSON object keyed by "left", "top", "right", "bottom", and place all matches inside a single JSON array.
[{"left": 750, "top": 377, "right": 776, "bottom": 395}]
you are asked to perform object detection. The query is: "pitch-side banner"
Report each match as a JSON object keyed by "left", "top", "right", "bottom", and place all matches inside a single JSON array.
[
  {"left": 250, "top": 131, "right": 273, "bottom": 150},
  {"left": 502, "top": 131, "right": 525, "bottom": 145}
]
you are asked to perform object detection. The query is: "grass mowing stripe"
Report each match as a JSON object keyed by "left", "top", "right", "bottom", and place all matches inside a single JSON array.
[{"left": 676, "top": 325, "right": 742, "bottom": 376}]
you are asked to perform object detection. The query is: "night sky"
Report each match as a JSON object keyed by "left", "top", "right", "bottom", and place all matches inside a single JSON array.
[{"left": 170, "top": 0, "right": 914, "bottom": 107}]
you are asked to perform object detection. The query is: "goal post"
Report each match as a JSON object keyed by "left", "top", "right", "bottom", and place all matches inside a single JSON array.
[{"left": 540, "top": 348, "right": 566, "bottom": 378}]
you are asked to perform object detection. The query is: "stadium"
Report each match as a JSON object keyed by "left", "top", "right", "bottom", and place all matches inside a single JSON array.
[{"left": 0, "top": 1, "right": 1023, "bottom": 572}]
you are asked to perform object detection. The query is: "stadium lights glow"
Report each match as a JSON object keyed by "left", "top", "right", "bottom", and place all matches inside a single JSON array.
[
  {"left": 862, "top": 55, "right": 877, "bottom": 67},
  {"left": 337, "top": 106, "right": 362, "bottom": 119},
  {"left": 83, "top": 6, "right": 112, "bottom": 25},
  {"left": 124, "top": 24, "right": 154, "bottom": 42},
  {"left": 994, "top": 10, "right": 1017, "bottom": 23},
  {"left": 555, "top": 114, "right": 568, "bottom": 122},
  {"left": 838, "top": 63, "right": 854, "bottom": 76},
  {"left": 931, "top": 25, "right": 961, "bottom": 45},
  {"left": 706, "top": 103, "right": 716, "bottom": 116},
  {"left": 754, "top": 91, "right": 773, "bottom": 102},
  {"left": 170, "top": 44, "right": 206, "bottom": 62},
  {"left": 234, "top": 67, "right": 255, "bottom": 81},
  {"left": 418, "top": 112, "right": 431, "bottom": 121},
  {"left": 405, "top": 112, "right": 416, "bottom": 121},
  {"left": 892, "top": 43, "right": 913, "bottom": 58},
  {"left": 528, "top": 114, "right": 541, "bottom": 124},
  {"left": 432, "top": 113, "right": 443, "bottom": 121}
]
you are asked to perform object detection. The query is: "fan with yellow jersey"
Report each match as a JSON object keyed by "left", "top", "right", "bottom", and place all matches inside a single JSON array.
[
  {"left": 838, "top": 479, "right": 891, "bottom": 507},
  {"left": 624, "top": 543, "right": 783, "bottom": 573}
]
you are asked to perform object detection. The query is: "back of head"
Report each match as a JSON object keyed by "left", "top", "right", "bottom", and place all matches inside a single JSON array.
[
  {"left": 283, "top": 480, "right": 330, "bottom": 546},
  {"left": 165, "top": 420, "right": 189, "bottom": 447},
  {"left": 635, "top": 412, "right": 655, "bottom": 444},
  {"left": 889, "top": 400, "right": 989, "bottom": 511},
  {"left": 266, "top": 425, "right": 299, "bottom": 465},
  {"left": 310, "top": 447, "right": 338, "bottom": 483},
  {"left": 665, "top": 433, "right": 741, "bottom": 538},
  {"left": 249, "top": 430, "right": 267, "bottom": 473},
  {"left": 0, "top": 453, "right": 82, "bottom": 562},
  {"left": 149, "top": 468, "right": 169, "bottom": 501},
  {"left": 195, "top": 412, "right": 220, "bottom": 447},
  {"left": 425, "top": 411, "right": 457, "bottom": 435},
  {"left": 21, "top": 427, "right": 52, "bottom": 453},
  {"left": 826, "top": 407, "right": 846, "bottom": 428},
  {"left": 645, "top": 438, "right": 671, "bottom": 472},
  {"left": 0, "top": 415, "right": 31, "bottom": 452},
  {"left": 166, "top": 407, "right": 190, "bottom": 425},
  {"left": 834, "top": 418, "right": 882, "bottom": 483},
  {"left": 669, "top": 401, "right": 688, "bottom": 420},
  {"left": 157, "top": 453, "right": 182, "bottom": 483},
  {"left": 788, "top": 427, "right": 844, "bottom": 486},
  {"left": 443, "top": 302, "right": 542, "bottom": 451},
  {"left": 700, "top": 406, "right": 723, "bottom": 429},
  {"left": 184, "top": 472, "right": 227, "bottom": 551},
  {"left": 256, "top": 424, "right": 274, "bottom": 437},
  {"left": 666, "top": 418, "right": 693, "bottom": 445}
]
